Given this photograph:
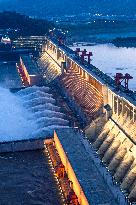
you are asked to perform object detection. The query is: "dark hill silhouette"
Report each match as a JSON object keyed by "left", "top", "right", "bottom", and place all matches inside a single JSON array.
[{"left": 0, "top": 12, "right": 54, "bottom": 36}]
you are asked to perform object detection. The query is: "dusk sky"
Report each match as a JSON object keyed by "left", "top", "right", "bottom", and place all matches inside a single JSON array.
[{"left": 0, "top": 0, "right": 135, "bottom": 17}]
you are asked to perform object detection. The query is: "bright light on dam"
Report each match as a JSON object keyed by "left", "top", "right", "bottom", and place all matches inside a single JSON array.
[{"left": 0, "top": 86, "right": 69, "bottom": 142}]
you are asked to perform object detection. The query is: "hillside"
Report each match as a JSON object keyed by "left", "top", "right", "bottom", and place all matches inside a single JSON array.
[{"left": 0, "top": 12, "right": 54, "bottom": 36}]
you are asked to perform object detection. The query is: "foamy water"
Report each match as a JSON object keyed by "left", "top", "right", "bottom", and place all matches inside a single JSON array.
[
  {"left": 0, "top": 86, "right": 69, "bottom": 142},
  {"left": 0, "top": 87, "right": 37, "bottom": 142},
  {"left": 71, "top": 44, "right": 136, "bottom": 90}
]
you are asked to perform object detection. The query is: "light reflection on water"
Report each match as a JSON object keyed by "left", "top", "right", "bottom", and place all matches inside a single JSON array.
[{"left": 71, "top": 44, "right": 136, "bottom": 90}]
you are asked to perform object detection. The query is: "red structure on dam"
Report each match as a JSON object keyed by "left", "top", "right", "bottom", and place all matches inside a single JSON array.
[{"left": 0, "top": 35, "right": 136, "bottom": 205}]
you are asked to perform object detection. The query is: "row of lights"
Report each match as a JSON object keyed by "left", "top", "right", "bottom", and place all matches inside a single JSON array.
[
  {"left": 44, "top": 145, "right": 67, "bottom": 205},
  {"left": 86, "top": 134, "right": 132, "bottom": 205}
]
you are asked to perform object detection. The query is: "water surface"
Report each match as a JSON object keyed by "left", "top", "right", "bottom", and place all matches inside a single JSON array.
[
  {"left": 0, "top": 150, "right": 62, "bottom": 205},
  {"left": 71, "top": 44, "right": 136, "bottom": 90}
]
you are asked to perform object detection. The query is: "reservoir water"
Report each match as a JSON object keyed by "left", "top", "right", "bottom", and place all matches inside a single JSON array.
[{"left": 71, "top": 44, "right": 136, "bottom": 90}]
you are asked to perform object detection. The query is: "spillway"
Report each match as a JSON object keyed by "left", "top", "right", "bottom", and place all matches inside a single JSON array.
[
  {"left": 0, "top": 85, "right": 69, "bottom": 142},
  {"left": 0, "top": 56, "right": 67, "bottom": 204},
  {"left": 18, "top": 86, "right": 70, "bottom": 139},
  {"left": 32, "top": 110, "right": 65, "bottom": 119},
  {"left": 86, "top": 114, "right": 136, "bottom": 203},
  {"left": 1, "top": 36, "right": 136, "bottom": 204},
  {"left": 38, "top": 37, "right": 136, "bottom": 204}
]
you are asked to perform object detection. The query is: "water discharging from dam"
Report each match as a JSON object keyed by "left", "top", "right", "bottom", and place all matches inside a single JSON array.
[{"left": 0, "top": 86, "right": 69, "bottom": 142}]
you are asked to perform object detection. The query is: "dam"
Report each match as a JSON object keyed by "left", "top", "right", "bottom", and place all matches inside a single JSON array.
[{"left": 0, "top": 35, "right": 136, "bottom": 204}]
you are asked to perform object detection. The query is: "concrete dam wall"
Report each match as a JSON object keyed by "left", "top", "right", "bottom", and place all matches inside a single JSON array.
[
  {"left": 1, "top": 36, "right": 135, "bottom": 204},
  {"left": 41, "top": 38, "right": 136, "bottom": 124},
  {"left": 39, "top": 37, "right": 136, "bottom": 203},
  {"left": 85, "top": 113, "right": 136, "bottom": 202}
]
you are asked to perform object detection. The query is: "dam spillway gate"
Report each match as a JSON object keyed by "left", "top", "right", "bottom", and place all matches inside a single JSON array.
[
  {"left": 0, "top": 36, "right": 136, "bottom": 204},
  {"left": 37, "top": 37, "right": 136, "bottom": 204}
]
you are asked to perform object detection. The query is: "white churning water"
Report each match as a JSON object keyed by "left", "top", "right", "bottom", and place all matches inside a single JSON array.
[{"left": 0, "top": 86, "right": 69, "bottom": 142}]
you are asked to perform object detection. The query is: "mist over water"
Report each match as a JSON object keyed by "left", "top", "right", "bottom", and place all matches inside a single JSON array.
[
  {"left": 0, "top": 86, "right": 69, "bottom": 142},
  {"left": 0, "top": 87, "right": 37, "bottom": 141}
]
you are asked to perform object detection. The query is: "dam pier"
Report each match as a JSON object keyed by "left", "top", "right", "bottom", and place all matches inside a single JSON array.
[{"left": 0, "top": 35, "right": 136, "bottom": 204}]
